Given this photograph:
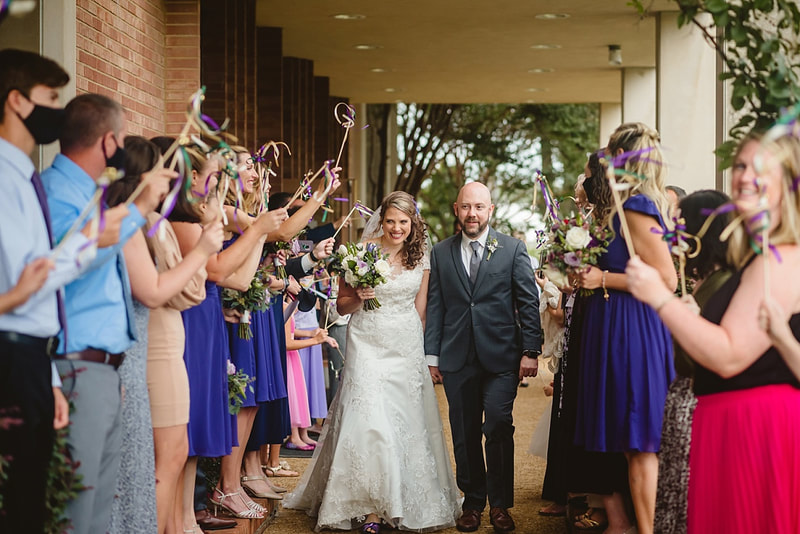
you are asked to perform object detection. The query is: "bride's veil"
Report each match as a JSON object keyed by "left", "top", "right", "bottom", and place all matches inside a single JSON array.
[{"left": 361, "top": 206, "right": 383, "bottom": 241}]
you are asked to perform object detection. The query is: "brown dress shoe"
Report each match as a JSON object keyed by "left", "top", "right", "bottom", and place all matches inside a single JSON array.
[
  {"left": 195, "top": 508, "right": 237, "bottom": 530},
  {"left": 456, "top": 509, "right": 482, "bottom": 532},
  {"left": 489, "top": 507, "right": 515, "bottom": 532}
]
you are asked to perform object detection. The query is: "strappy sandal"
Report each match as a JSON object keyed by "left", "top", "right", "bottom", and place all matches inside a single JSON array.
[
  {"left": 361, "top": 522, "right": 381, "bottom": 534},
  {"left": 241, "top": 475, "right": 283, "bottom": 500},
  {"left": 263, "top": 463, "right": 299, "bottom": 477},
  {"left": 210, "top": 487, "right": 264, "bottom": 519},
  {"left": 574, "top": 508, "right": 608, "bottom": 530}
]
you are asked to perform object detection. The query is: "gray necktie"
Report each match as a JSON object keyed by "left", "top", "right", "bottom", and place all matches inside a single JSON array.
[{"left": 469, "top": 241, "right": 481, "bottom": 284}]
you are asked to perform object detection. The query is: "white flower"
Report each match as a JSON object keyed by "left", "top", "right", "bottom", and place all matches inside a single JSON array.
[
  {"left": 375, "top": 259, "right": 391, "bottom": 276},
  {"left": 338, "top": 244, "right": 347, "bottom": 255},
  {"left": 227, "top": 360, "right": 236, "bottom": 376},
  {"left": 565, "top": 226, "right": 592, "bottom": 249},
  {"left": 344, "top": 271, "right": 357, "bottom": 286},
  {"left": 356, "top": 264, "right": 369, "bottom": 276},
  {"left": 357, "top": 250, "right": 365, "bottom": 259}
]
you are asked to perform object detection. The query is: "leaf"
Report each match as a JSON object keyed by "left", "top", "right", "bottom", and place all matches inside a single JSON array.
[{"left": 705, "top": 0, "right": 729, "bottom": 14}]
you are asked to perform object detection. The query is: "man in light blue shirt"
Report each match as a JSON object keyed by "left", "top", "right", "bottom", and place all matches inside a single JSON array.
[
  {"left": 0, "top": 49, "right": 129, "bottom": 533},
  {"left": 42, "top": 93, "right": 167, "bottom": 534}
]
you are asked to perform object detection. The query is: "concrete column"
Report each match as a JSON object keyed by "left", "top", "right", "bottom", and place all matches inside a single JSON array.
[
  {"left": 599, "top": 102, "right": 622, "bottom": 146},
  {"left": 657, "top": 11, "right": 718, "bottom": 193},
  {"left": 349, "top": 103, "right": 369, "bottom": 242},
  {"left": 41, "top": 0, "right": 77, "bottom": 169},
  {"left": 622, "top": 67, "right": 657, "bottom": 127}
]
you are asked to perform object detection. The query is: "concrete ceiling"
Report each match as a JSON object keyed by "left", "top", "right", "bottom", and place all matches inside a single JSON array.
[{"left": 256, "top": 0, "right": 676, "bottom": 104}]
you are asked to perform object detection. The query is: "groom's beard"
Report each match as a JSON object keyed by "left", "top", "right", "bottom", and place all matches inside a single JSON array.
[{"left": 459, "top": 217, "right": 488, "bottom": 238}]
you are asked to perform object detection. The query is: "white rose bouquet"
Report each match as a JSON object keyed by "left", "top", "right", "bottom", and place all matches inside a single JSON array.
[
  {"left": 542, "top": 212, "right": 612, "bottom": 295},
  {"left": 327, "top": 242, "right": 390, "bottom": 310}
]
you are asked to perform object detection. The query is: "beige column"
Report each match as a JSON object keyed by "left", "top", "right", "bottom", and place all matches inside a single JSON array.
[
  {"left": 40, "top": 0, "right": 77, "bottom": 169},
  {"left": 600, "top": 103, "right": 622, "bottom": 146},
  {"left": 656, "top": 11, "right": 718, "bottom": 193},
  {"left": 622, "top": 67, "right": 657, "bottom": 127},
  {"left": 348, "top": 103, "right": 370, "bottom": 241}
]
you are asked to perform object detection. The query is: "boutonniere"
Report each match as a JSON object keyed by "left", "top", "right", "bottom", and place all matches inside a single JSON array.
[{"left": 486, "top": 237, "right": 502, "bottom": 261}]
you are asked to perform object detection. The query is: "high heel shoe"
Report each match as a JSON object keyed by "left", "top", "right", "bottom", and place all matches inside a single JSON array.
[
  {"left": 210, "top": 487, "right": 264, "bottom": 519},
  {"left": 241, "top": 475, "right": 283, "bottom": 500}
]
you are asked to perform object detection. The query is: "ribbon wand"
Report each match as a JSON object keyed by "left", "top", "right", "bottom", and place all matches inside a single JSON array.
[
  {"left": 604, "top": 160, "right": 637, "bottom": 258},
  {"left": 756, "top": 177, "right": 771, "bottom": 298},
  {"left": 333, "top": 102, "right": 356, "bottom": 168},
  {"left": 332, "top": 203, "right": 360, "bottom": 240}
]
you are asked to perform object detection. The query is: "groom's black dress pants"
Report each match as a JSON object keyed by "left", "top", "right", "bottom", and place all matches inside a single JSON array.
[{"left": 442, "top": 346, "right": 519, "bottom": 511}]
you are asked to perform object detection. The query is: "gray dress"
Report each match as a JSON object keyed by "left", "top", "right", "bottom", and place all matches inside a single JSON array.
[{"left": 109, "top": 301, "right": 157, "bottom": 533}]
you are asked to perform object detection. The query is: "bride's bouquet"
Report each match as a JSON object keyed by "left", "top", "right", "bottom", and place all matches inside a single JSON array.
[
  {"left": 542, "top": 212, "right": 612, "bottom": 294},
  {"left": 327, "top": 242, "right": 391, "bottom": 310}
]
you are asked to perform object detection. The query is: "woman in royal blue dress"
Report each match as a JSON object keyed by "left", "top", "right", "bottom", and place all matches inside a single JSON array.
[
  {"left": 171, "top": 148, "right": 288, "bottom": 531},
  {"left": 574, "top": 123, "right": 677, "bottom": 534}
]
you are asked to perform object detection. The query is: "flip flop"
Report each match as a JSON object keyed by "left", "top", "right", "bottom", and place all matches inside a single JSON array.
[{"left": 285, "top": 442, "right": 315, "bottom": 451}]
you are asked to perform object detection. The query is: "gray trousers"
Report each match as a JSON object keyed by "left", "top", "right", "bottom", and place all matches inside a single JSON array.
[{"left": 56, "top": 359, "right": 122, "bottom": 534}]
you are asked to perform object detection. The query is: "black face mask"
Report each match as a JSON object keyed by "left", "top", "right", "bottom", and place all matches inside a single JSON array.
[
  {"left": 104, "top": 139, "right": 127, "bottom": 171},
  {"left": 16, "top": 100, "right": 66, "bottom": 145},
  {"left": 583, "top": 174, "right": 598, "bottom": 205}
]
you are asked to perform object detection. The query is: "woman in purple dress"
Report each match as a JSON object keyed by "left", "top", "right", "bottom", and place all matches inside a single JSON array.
[{"left": 574, "top": 123, "right": 676, "bottom": 534}]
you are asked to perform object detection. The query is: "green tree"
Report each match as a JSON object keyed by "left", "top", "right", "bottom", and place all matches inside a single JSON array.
[{"left": 413, "top": 103, "right": 599, "bottom": 242}]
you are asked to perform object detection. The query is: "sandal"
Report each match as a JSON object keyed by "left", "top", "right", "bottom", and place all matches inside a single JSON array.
[
  {"left": 361, "top": 522, "right": 381, "bottom": 534},
  {"left": 263, "top": 463, "right": 299, "bottom": 477},
  {"left": 574, "top": 508, "right": 608, "bottom": 530},
  {"left": 241, "top": 475, "right": 283, "bottom": 500},
  {"left": 210, "top": 487, "right": 264, "bottom": 519}
]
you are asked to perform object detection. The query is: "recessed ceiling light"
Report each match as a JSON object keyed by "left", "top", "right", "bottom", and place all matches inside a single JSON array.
[
  {"left": 535, "top": 13, "right": 570, "bottom": 20},
  {"left": 353, "top": 44, "right": 382, "bottom": 50},
  {"left": 384, "top": 88, "right": 399, "bottom": 93},
  {"left": 527, "top": 88, "right": 546, "bottom": 92},
  {"left": 525, "top": 99, "right": 537, "bottom": 104},
  {"left": 530, "top": 44, "right": 561, "bottom": 50},
  {"left": 370, "top": 67, "right": 387, "bottom": 73},
  {"left": 333, "top": 13, "right": 366, "bottom": 20},
  {"left": 528, "top": 68, "right": 555, "bottom": 73}
]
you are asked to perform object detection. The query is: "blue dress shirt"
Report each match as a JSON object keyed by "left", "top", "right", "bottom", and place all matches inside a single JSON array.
[{"left": 42, "top": 154, "right": 145, "bottom": 355}]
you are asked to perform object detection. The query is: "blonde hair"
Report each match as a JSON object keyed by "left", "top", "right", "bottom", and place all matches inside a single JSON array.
[
  {"left": 224, "top": 145, "right": 264, "bottom": 215},
  {"left": 727, "top": 132, "right": 800, "bottom": 268},
  {"left": 603, "top": 122, "right": 671, "bottom": 228}
]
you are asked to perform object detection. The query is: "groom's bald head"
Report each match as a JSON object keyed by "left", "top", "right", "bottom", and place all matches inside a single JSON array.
[{"left": 454, "top": 182, "right": 494, "bottom": 238}]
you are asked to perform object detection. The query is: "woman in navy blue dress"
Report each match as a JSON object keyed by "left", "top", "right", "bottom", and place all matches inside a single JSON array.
[
  {"left": 172, "top": 149, "right": 288, "bottom": 531},
  {"left": 575, "top": 123, "right": 677, "bottom": 534}
]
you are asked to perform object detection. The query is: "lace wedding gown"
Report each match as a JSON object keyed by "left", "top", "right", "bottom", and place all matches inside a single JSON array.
[{"left": 284, "top": 257, "right": 462, "bottom": 531}]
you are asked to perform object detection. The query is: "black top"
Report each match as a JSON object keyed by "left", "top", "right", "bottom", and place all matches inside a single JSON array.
[{"left": 694, "top": 263, "right": 800, "bottom": 395}]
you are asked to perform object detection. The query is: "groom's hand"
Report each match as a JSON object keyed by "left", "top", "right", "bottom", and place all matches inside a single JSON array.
[
  {"left": 519, "top": 356, "right": 538, "bottom": 380},
  {"left": 428, "top": 366, "right": 443, "bottom": 384}
]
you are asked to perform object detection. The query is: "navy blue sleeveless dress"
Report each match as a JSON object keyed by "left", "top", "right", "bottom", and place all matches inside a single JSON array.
[
  {"left": 574, "top": 194, "right": 675, "bottom": 453},
  {"left": 182, "top": 281, "right": 237, "bottom": 457}
]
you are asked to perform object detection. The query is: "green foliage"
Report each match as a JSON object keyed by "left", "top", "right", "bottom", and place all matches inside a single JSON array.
[
  {"left": 415, "top": 103, "right": 599, "bottom": 242},
  {"left": 45, "top": 406, "right": 86, "bottom": 534},
  {"left": 635, "top": 0, "right": 800, "bottom": 168}
]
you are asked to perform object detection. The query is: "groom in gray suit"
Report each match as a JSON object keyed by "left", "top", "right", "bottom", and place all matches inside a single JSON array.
[{"left": 425, "top": 182, "right": 541, "bottom": 533}]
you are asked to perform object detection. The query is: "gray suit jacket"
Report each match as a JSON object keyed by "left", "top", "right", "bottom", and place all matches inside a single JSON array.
[{"left": 425, "top": 227, "right": 542, "bottom": 374}]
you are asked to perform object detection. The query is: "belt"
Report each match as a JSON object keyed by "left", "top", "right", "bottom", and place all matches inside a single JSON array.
[
  {"left": 55, "top": 348, "right": 125, "bottom": 369},
  {"left": 0, "top": 330, "right": 60, "bottom": 357}
]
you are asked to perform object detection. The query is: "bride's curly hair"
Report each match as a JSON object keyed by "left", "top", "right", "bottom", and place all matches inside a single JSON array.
[{"left": 379, "top": 191, "right": 428, "bottom": 269}]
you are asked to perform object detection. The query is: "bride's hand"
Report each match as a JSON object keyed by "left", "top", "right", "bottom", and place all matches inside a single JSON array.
[{"left": 355, "top": 287, "right": 376, "bottom": 301}]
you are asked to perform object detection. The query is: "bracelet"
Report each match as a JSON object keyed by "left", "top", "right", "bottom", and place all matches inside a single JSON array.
[
  {"left": 309, "top": 251, "right": 319, "bottom": 262},
  {"left": 654, "top": 294, "right": 678, "bottom": 313},
  {"left": 602, "top": 270, "right": 609, "bottom": 302}
]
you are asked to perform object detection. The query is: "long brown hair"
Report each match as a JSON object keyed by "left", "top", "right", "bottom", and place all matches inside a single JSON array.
[{"left": 379, "top": 191, "right": 428, "bottom": 269}]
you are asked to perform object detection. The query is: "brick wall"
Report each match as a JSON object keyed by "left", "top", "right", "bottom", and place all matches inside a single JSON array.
[
  {"left": 75, "top": 0, "right": 200, "bottom": 139},
  {"left": 164, "top": 0, "right": 201, "bottom": 137}
]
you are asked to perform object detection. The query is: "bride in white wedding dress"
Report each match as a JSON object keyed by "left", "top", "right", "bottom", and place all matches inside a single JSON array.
[{"left": 284, "top": 191, "right": 461, "bottom": 533}]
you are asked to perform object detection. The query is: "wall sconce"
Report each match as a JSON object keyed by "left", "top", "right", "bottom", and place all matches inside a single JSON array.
[{"left": 608, "top": 45, "right": 622, "bottom": 66}]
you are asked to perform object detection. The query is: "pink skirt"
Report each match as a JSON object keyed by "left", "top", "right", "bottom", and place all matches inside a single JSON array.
[
  {"left": 286, "top": 348, "right": 311, "bottom": 429},
  {"left": 687, "top": 384, "right": 800, "bottom": 534}
]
